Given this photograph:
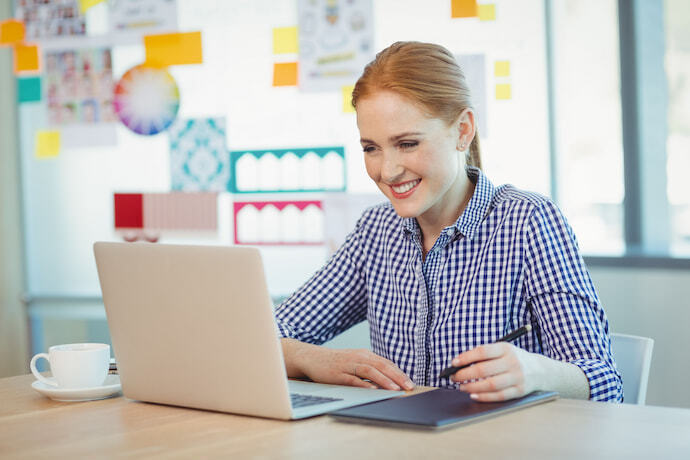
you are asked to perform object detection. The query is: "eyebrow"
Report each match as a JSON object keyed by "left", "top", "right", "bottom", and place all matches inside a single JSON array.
[{"left": 360, "top": 132, "right": 424, "bottom": 145}]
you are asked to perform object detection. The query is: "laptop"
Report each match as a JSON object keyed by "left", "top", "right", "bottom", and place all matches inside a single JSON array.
[{"left": 93, "top": 242, "right": 403, "bottom": 420}]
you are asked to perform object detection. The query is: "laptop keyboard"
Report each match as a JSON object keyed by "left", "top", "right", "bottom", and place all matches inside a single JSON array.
[{"left": 290, "top": 393, "right": 343, "bottom": 409}]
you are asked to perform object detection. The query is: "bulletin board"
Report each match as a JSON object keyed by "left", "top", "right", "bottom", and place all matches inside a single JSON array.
[{"left": 9, "top": 0, "right": 550, "bottom": 299}]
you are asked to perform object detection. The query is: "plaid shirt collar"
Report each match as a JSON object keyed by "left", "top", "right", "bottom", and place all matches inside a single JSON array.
[{"left": 400, "top": 166, "right": 495, "bottom": 241}]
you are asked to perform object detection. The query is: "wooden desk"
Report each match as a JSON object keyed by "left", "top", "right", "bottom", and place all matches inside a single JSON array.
[{"left": 1, "top": 374, "right": 689, "bottom": 459}]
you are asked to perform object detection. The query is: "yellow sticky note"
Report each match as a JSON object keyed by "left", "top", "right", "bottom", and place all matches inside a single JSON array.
[
  {"left": 494, "top": 61, "right": 510, "bottom": 77},
  {"left": 273, "top": 27, "right": 298, "bottom": 54},
  {"left": 496, "top": 83, "right": 511, "bottom": 100},
  {"left": 35, "top": 131, "right": 61, "bottom": 158},
  {"left": 0, "top": 19, "right": 25, "bottom": 46},
  {"left": 451, "top": 0, "right": 478, "bottom": 18},
  {"left": 144, "top": 31, "right": 203, "bottom": 67},
  {"left": 478, "top": 4, "right": 496, "bottom": 21},
  {"left": 14, "top": 44, "right": 40, "bottom": 74},
  {"left": 79, "top": 0, "right": 106, "bottom": 13},
  {"left": 342, "top": 85, "right": 355, "bottom": 113},
  {"left": 273, "top": 62, "right": 298, "bottom": 86}
]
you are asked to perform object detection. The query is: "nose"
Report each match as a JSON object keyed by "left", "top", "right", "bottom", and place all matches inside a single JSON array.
[{"left": 380, "top": 150, "right": 405, "bottom": 184}]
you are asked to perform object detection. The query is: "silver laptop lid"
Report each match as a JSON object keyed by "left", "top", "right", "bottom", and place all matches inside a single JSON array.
[{"left": 94, "top": 242, "right": 293, "bottom": 419}]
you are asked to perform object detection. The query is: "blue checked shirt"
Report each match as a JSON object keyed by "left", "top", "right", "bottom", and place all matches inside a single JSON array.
[{"left": 275, "top": 167, "right": 623, "bottom": 402}]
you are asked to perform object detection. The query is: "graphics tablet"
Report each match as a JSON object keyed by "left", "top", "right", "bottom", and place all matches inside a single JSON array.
[{"left": 329, "top": 388, "right": 558, "bottom": 430}]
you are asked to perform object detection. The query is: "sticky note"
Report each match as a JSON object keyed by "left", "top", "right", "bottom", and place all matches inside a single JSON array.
[
  {"left": 144, "top": 31, "right": 203, "bottom": 67},
  {"left": 478, "top": 4, "right": 496, "bottom": 21},
  {"left": 273, "top": 62, "right": 298, "bottom": 86},
  {"left": 114, "top": 193, "right": 144, "bottom": 228},
  {"left": 0, "top": 19, "right": 25, "bottom": 46},
  {"left": 273, "top": 26, "right": 298, "bottom": 54},
  {"left": 14, "top": 43, "right": 40, "bottom": 73},
  {"left": 35, "top": 131, "right": 61, "bottom": 158},
  {"left": 495, "top": 83, "right": 511, "bottom": 100},
  {"left": 79, "top": 0, "right": 106, "bottom": 13},
  {"left": 451, "top": 0, "right": 478, "bottom": 18},
  {"left": 342, "top": 85, "right": 355, "bottom": 113},
  {"left": 18, "top": 76, "right": 42, "bottom": 103},
  {"left": 494, "top": 61, "right": 510, "bottom": 77}
]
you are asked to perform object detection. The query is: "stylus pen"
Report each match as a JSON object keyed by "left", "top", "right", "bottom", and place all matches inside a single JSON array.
[{"left": 438, "top": 324, "right": 532, "bottom": 379}]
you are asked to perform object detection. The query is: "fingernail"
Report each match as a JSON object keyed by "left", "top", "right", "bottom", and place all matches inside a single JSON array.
[
  {"left": 470, "top": 393, "right": 478, "bottom": 400},
  {"left": 459, "top": 384, "right": 466, "bottom": 391},
  {"left": 452, "top": 359, "right": 460, "bottom": 366},
  {"left": 390, "top": 383, "right": 401, "bottom": 391},
  {"left": 404, "top": 380, "right": 414, "bottom": 390}
]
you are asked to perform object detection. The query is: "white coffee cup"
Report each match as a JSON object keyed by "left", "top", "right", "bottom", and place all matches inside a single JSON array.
[{"left": 30, "top": 343, "right": 110, "bottom": 389}]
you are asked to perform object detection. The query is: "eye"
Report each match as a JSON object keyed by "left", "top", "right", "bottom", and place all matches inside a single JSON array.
[
  {"left": 399, "top": 141, "right": 418, "bottom": 150},
  {"left": 362, "top": 145, "right": 378, "bottom": 154}
]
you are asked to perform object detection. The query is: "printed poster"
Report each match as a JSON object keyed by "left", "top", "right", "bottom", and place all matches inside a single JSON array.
[
  {"left": 168, "top": 118, "right": 229, "bottom": 192},
  {"left": 297, "top": 0, "right": 374, "bottom": 92},
  {"left": 14, "top": 0, "right": 86, "bottom": 40},
  {"left": 109, "top": 0, "right": 178, "bottom": 40},
  {"left": 45, "top": 48, "right": 116, "bottom": 125}
]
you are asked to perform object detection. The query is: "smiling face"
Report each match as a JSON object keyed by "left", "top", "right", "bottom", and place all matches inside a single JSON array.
[{"left": 357, "top": 90, "right": 474, "bottom": 231}]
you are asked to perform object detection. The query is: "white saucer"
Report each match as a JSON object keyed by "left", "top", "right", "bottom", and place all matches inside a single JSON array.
[{"left": 31, "top": 374, "right": 122, "bottom": 402}]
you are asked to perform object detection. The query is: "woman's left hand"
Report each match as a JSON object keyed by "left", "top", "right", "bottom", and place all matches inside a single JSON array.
[{"left": 449, "top": 342, "right": 542, "bottom": 402}]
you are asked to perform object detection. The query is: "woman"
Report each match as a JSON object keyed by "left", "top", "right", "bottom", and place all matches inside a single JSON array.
[{"left": 276, "top": 41, "right": 623, "bottom": 402}]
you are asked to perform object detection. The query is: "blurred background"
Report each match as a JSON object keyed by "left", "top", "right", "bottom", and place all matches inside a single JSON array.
[{"left": 1, "top": 0, "right": 689, "bottom": 407}]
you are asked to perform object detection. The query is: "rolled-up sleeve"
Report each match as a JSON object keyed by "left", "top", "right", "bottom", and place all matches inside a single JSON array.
[
  {"left": 274, "top": 217, "right": 368, "bottom": 345},
  {"left": 525, "top": 200, "right": 623, "bottom": 402}
]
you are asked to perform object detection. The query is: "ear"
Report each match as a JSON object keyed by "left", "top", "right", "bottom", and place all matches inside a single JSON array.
[{"left": 454, "top": 108, "right": 476, "bottom": 152}]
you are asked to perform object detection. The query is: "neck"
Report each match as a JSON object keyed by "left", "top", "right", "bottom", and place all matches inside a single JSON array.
[{"left": 416, "top": 171, "right": 475, "bottom": 245}]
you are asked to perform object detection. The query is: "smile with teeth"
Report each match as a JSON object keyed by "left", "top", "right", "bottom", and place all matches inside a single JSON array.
[{"left": 391, "top": 179, "right": 421, "bottom": 194}]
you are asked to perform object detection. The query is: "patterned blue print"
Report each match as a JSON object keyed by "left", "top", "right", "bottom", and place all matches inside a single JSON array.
[{"left": 275, "top": 167, "right": 623, "bottom": 402}]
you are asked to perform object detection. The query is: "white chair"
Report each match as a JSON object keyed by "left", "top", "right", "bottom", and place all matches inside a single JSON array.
[{"left": 610, "top": 333, "right": 654, "bottom": 405}]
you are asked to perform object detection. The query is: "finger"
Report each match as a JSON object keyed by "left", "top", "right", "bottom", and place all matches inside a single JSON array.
[
  {"left": 452, "top": 356, "right": 511, "bottom": 383},
  {"left": 372, "top": 359, "right": 415, "bottom": 390},
  {"left": 466, "top": 386, "right": 524, "bottom": 402},
  {"left": 355, "top": 364, "right": 402, "bottom": 391},
  {"left": 451, "top": 343, "right": 510, "bottom": 368},
  {"left": 458, "top": 372, "right": 519, "bottom": 393},
  {"left": 340, "top": 373, "right": 377, "bottom": 389}
]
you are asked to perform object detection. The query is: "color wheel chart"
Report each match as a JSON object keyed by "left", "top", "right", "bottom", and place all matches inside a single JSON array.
[{"left": 114, "top": 64, "right": 180, "bottom": 135}]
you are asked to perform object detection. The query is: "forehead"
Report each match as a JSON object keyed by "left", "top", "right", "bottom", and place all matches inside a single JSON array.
[{"left": 356, "top": 91, "right": 439, "bottom": 134}]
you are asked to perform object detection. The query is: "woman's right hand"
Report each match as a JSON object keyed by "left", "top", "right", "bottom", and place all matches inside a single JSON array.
[{"left": 281, "top": 338, "right": 414, "bottom": 391}]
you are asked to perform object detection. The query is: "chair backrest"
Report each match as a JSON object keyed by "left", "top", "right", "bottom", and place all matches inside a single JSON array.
[{"left": 610, "top": 333, "right": 654, "bottom": 405}]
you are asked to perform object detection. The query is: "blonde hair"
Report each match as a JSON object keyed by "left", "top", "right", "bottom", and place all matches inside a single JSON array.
[{"left": 352, "top": 41, "right": 482, "bottom": 169}]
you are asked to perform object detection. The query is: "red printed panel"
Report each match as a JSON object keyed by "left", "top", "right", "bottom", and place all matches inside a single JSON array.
[{"left": 114, "top": 193, "right": 144, "bottom": 228}]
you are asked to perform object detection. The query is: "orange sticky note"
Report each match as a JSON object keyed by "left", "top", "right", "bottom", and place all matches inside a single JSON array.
[
  {"left": 451, "top": 0, "right": 478, "bottom": 18},
  {"left": 273, "top": 27, "right": 298, "bottom": 54},
  {"left": 478, "top": 4, "right": 496, "bottom": 21},
  {"left": 79, "top": 0, "right": 106, "bottom": 13},
  {"left": 35, "top": 130, "right": 61, "bottom": 158},
  {"left": 144, "top": 31, "right": 203, "bottom": 67},
  {"left": 0, "top": 19, "right": 25, "bottom": 46},
  {"left": 342, "top": 85, "right": 355, "bottom": 113},
  {"left": 494, "top": 61, "right": 510, "bottom": 77},
  {"left": 273, "top": 62, "right": 298, "bottom": 86},
  {"left": 14, "top": 43, "right": 40, "bottom": 74},
  {"left": 496, "top": 83, "right": 511, "bottom": 100}
]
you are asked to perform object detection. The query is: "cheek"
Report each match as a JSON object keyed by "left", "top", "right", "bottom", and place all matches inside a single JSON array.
[{"left": 363, "top": 156, "right": 379, "bottom": 180}]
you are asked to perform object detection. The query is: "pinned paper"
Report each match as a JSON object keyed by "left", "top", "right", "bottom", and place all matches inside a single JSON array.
[
  {"left": 144, "top": 31, "right": 203, "bottom": 67},
  {"left": 0, "top": 19, "right": 25, "bottom": 46},
  {"left": 451, "top": 0, "right": 478, "bottom": 18},
  {"left": 273, "top": 62, "right": 298, "bottom": 86},
  {"left": 273, "top": 26, "right": 298, "bottom": 54},
  {"left": 13, "top": 43, "right": 40, "bottom": 73},
  {"left": 35, "top": 131, "right": 61, "bottom": 158},
  {"left": 18, "top": 77, "right": 42, "bottom": 103},
  {"left": 342, "top": 85, "right": 355, "bottom": 113},
  {"left": 496, "top": 83, "right": 511, "bottom": 100},
  {"left": 79, "top": 0, "right": 106, "bottom": 13},
  {"left": 494, "top": 61, "right": 510, "bottom": 77},
  {"left": 478, "top": 4, "right": 496, "bottom": 21},
  {"left": 234, "top": 201, "right": 323, "bottom": 245},
  {"left": 114, "top": 193, "right": 144, "bottom": 228}
]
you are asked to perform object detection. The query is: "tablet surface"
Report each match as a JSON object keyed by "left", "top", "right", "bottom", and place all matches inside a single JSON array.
[{"left": 329, "top": 389, "right": 558, "bottom": 430}]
